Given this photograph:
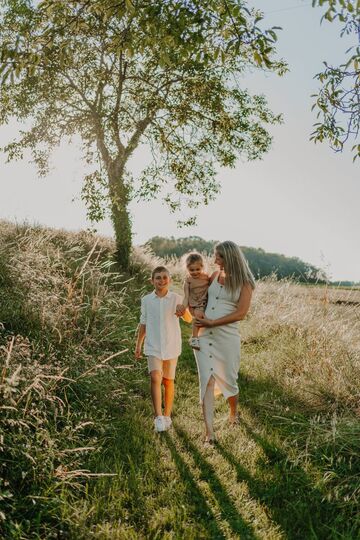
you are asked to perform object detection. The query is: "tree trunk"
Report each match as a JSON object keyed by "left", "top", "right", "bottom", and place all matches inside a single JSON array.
[
  {"left": 108, "top": 162, "right": 132, "bottom": 270},
  {"left": 97, "top": 115, "right": 153, "bottom": 270}
]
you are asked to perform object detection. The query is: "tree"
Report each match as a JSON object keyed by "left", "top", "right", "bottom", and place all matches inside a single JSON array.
[
  {"left": 311, "top": 0, "right": 360, "bottom": 160},
  {"left": 146, "top": 235, "right": 216, "bottom": 258},
  {"left": 0, "top": 0, "right": 285, "bottom": 268}
]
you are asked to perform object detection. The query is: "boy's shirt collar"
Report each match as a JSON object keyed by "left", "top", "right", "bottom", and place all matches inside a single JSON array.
[{"left": 151, "top": 289, "right": 171, "bottom": 298}]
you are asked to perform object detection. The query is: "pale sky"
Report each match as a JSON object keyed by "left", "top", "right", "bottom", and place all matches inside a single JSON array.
[{"left": 0, "top": 0, "right": 359, "bottom": 281}]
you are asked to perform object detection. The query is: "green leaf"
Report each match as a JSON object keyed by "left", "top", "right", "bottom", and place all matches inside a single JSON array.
[
  {"left": 125, "top": 0, "right": 135, "bottom": 14},
  {"left": 253, "top": 51, "right": 262, "bottom": 65}
]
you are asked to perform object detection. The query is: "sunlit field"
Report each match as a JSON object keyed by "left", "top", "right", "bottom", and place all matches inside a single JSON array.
[{"left": 1, "top": 221, "right": 359, "bottom": 539}]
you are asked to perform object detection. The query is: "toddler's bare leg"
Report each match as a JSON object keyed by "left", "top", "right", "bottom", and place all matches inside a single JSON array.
[{"left": 192, "top": 309, "right": 204, "bottom": 338}]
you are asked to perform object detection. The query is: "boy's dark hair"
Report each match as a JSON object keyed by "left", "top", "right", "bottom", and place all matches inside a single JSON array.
[
  {"left": 151, "top": 266, "right": 170, "bottom": 279},
  {"left": 185, "top": 252, "right": 204, "bottom": 267}
]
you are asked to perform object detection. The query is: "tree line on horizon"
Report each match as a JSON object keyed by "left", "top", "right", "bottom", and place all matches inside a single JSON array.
[{"left": 146, "top": 235, "right": 329, "bottom": 284}]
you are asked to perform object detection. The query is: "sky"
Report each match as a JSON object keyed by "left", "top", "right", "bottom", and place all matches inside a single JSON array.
[{"left": 0, "top": 0, "right": 359, "bottom": 281}]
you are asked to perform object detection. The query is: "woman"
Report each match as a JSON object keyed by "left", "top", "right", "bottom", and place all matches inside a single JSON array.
[{"left": 194, "top": 241, "right": 255, "bottom": 444}]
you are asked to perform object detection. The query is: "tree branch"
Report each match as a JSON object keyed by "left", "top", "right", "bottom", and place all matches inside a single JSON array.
[
  {"left": 111, "top": 52, "right": 127, "bottom": 155},
  {"left": 123, "top": 114, "right": 154, "bottom": 162},
  {"left": 62, "top": 72, "right": 96, "bottom": 112}
]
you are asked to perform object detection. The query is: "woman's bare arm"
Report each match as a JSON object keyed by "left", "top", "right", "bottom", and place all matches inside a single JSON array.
[
  {"left": 195, "top": 283, "right": 253, "bottom": 328},
  {"left": 209, "top": 270, "right": 218, "bottom": 284}
]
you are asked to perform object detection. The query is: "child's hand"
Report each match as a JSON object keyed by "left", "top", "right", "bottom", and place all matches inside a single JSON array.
[
  {"left": 134, "top": 347, "right": 142, "bottom": 360},
  {"left": 175, "top": 304, "right": 186, "bottom": 317}
]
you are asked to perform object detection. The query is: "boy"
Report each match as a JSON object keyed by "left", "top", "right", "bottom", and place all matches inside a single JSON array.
[{"left": 135, "top": 266, "right": 190, "bottom": 432}]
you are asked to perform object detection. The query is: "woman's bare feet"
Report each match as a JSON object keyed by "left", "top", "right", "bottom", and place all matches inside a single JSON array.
[
  {"left": 229, "top": 414, "right": 240, "bottom": 426},
  {"left": 204, "top": 434, "right": 216, "bottom": 446}
]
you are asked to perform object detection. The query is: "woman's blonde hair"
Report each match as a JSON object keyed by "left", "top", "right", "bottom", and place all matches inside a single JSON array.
[{"left": 215, "top": 241, "right": 255, "bottom": 294}]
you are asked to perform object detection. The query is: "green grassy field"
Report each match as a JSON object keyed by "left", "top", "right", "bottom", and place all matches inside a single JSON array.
[{"left": 1, "top": 222, "right": 359, "bottom": 539}]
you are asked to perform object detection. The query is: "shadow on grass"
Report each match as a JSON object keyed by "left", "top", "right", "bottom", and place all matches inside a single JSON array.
[
  {"left": 223, "top": 372, "right": 359, "bottom": 539},
  {"left": 82, "top": 406, "right": 226, "bottom": 538},
  {"left": 172, "top": 426, "right": 258, "bottom": 540},
  {"left": 215, "top": 430, "right": 325, "bottom": 539},
  {"left": 178, "top": 335, "right": 199, "bottom": 375},
  {"left": 163, "top": 432, "right": 227, "bottom": 540}
]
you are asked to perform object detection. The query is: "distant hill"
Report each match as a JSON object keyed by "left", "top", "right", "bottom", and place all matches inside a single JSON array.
[{"left": 145, "top": 236, "right": 328, "bottom": 283}]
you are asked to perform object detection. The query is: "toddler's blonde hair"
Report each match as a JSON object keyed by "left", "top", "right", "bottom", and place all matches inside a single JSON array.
[{"left": 184, "top": 252, "right": 204, "bottom": 268}]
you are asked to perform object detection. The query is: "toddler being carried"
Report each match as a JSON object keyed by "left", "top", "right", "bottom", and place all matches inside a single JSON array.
[{"left": 176, "top": 252, "right": 210, "bottom": 350}]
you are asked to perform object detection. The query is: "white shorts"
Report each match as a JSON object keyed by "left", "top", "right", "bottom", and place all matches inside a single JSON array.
[{"left": 147, "top": 356, "right": 178, "bottom": 380}]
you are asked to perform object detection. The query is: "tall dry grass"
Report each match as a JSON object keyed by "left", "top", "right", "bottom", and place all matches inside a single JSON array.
[
  {"left": 247, "top": 278, "right": 360, "bottom": 412},
  {"left": 0, "top": 221, "right": 144, "bottom": 537},
  {"left": 242, "top": 278, "right": 360, "bottom": 514}
]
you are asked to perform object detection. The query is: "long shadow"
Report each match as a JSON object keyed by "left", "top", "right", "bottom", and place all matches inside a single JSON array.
[
  {"left": 227, "top": 372, "right": 359, "bottom": 539},
  {"left": 163, "top": 432, "right": 227, "bottom": 540},
  {"left": 173, "top": 425, "right": 258, "bottom": 540},
  {"left": 178, "top": 333, "right": 199, "bottom": 374},
  {"left": 216, "top": 430, "right": 326, "bottom": 539},
  {"left": 84, "top": 410, "right": 227, "bottom": 538}
]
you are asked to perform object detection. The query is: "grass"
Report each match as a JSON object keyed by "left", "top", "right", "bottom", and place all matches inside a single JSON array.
[{"left": 1, "top": 220, "right": 359, "bottom": 539}]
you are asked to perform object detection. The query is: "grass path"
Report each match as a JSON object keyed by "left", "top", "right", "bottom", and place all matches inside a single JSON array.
[{"left": 60, "top": 323, "right": 357, "bottom": 540}]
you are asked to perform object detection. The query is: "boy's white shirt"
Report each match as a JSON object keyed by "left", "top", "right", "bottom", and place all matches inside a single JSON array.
[{"left": 140, "top": 290, "right": 183, "bottom": 359}]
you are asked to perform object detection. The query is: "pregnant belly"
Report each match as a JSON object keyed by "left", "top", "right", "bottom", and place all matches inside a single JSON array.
[{"left": 199, "top": 322, "right": 240, "bottom": 340}]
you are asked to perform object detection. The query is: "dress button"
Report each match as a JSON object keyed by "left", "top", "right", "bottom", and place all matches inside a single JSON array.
[
  {"left": 215, "top": 297, "right": 219, "bottom": 300},
  {"left": 209, "top": 331, "right": 213, "bottom": 335},
  {"left": 210, "top": 367, "right": 213, "bottom": 371},
  {"left": 210, "top": 355, "right": 212, "bottom": 358},
  {"left": 211, "top": 307, "right": 215, "bottom": 310},
  {"left": 209, "top": 343, "right": 212, "bottom": 346}
]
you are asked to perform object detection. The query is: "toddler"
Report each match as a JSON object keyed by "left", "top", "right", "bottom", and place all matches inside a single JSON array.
[{"left": 176, "top": 253, "right": 210, "bottom": 350}]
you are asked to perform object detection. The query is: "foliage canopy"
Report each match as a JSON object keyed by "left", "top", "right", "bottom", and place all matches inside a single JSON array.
[
  {"left": 311, "top": 0, "right": 360, "bottom": 160},
  {"left": 0, "top": 0, "right": 285, "bottom": 267}
]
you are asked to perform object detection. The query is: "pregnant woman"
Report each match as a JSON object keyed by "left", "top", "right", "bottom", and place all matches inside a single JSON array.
[{"left": 194, "top": 241, "right": 255, "bottom": 444}]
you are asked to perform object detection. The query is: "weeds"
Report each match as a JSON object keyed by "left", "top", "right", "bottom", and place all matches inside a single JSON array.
[
  {"left": 0, "top": 220, "right": 359, "bottom": 538},
  {"left": 0, "top": 221, "right": 143, "bottom": 538}
]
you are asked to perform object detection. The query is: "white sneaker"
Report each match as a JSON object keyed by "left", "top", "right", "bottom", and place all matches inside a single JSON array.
[
  {"left": 154, "top": 416, "right": 166, "bottom": 432},
  {"left": 163, "top": 416, "right": 172, "bottom": 430},
  {"left": 189, "top": 337, "right": 200, "bottom": 350}
]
